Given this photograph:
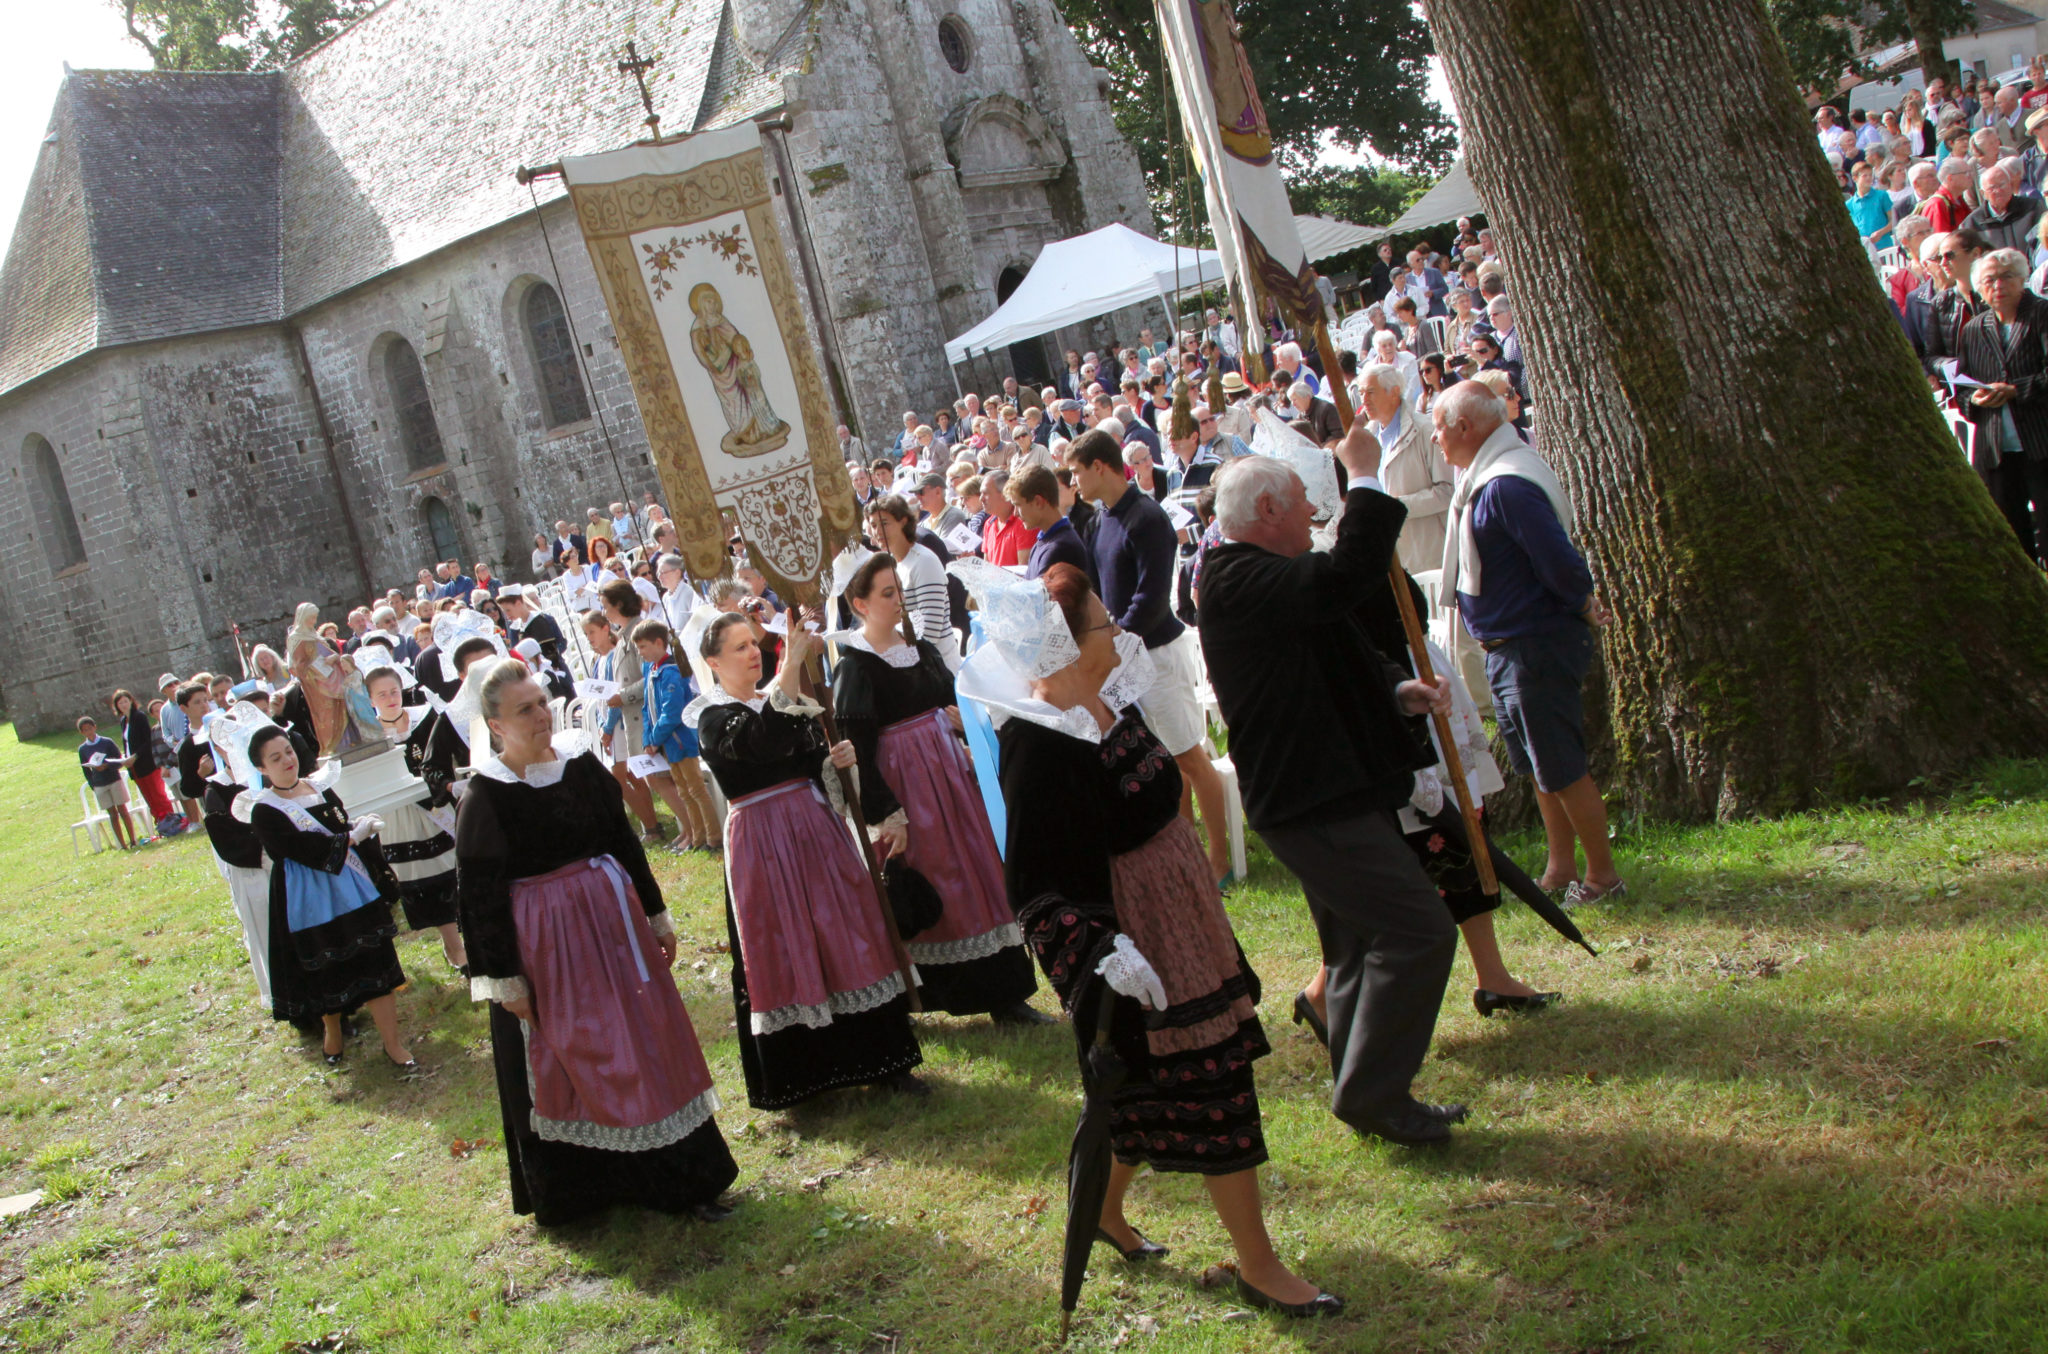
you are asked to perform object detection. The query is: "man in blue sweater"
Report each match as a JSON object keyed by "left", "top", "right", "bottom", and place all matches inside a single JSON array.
[
  {"left": 1066, "top": 429, "right": 1235, "bottom": 883},
  {"left": 1435, "top": 382, "right": 1621, "bottom": 905}
]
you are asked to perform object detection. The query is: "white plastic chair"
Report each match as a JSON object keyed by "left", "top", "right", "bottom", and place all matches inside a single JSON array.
[{"left": 71, "top": 783, "right": 111, "bottom": 856}]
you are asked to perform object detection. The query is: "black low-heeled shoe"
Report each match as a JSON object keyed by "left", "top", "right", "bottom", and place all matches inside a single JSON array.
[
  {"left": 690, "top": 1200, "right": 735, "bottom": 1223},
  {"left": 323, "top": 1049, "right": 344, "bottom": 1067},
  {"left": 1473, "top": 988, "right": 1561, "bottom": 1018},
  {"left": 990, "top": 1001, "right": 1057, "bottom": 1026},
  {"left": 1234, "top": 1274, "right": 1345, "bottom": 1317},
  {"left": 1093, "top": 1226, "right": 1169, "bottom": 1262},
  {"left": 1291, "top": 992, "right": 1329, "bottom": 1047}
]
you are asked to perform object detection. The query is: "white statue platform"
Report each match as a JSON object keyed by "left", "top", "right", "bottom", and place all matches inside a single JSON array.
[{"left": 327, "top": 743, "right": 428, "bottom": 818}]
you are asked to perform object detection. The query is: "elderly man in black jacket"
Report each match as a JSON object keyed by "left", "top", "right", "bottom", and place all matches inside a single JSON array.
[
  {"left": 1197, "top": 427, "right": 1465, "bottom": 1146},
  {"left": 1957, "top": 246, "right": 2048, "bottom": 561}
]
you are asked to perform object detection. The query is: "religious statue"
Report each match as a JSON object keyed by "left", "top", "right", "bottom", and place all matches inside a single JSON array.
[
  {"left": 284, "top": 603, "right": 350, "bottom": 756},
  {"left": 688, "top": 282, "right": 790, "bottom": 457}
]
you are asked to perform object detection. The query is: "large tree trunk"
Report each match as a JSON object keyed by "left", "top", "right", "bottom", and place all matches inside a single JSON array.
[
  {"left": 1900, "top": 0, "right": 1955, "bottom": 90},
  {"left": 1422, "top": 0, "right": 2048, "bottom": 820}
]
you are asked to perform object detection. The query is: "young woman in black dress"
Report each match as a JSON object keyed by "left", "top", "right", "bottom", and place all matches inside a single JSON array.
[
  {"left": 692, "top": 613, "right": 927, "bottom": 1108},
  {"left": 832, "top": 554, "right": 1042, "bottom": 1023}
]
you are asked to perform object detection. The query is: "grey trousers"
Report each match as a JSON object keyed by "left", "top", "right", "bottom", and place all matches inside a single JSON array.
[{"left": 1262, "top": 808, "right": 1458, "bottom": 1131}]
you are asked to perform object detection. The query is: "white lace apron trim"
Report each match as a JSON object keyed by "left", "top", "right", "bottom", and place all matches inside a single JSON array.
[
  {"left": 749, "top": 971, "right": 908, "bottom": 1037},
  {"left": 525, "top": 1060, "right": 721, "bottom": 1152},
  {"left": 907, "top": 921, "right": 1024, "bottom": 967}
]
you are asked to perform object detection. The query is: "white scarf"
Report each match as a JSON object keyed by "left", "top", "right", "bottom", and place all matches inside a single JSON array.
[{"left": 1441, "top": 422, "right": 1576, "bottom": 603}]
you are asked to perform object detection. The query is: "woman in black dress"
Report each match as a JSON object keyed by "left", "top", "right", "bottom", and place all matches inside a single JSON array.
[
  {"left": 832, "top": 554, "right": 1042, "bottom": 1023},
  {"left": 693, "top": 612, "right": 926, "bottom": 1108},
  {"left": 243, "top": 726, "right": 413, "bottom": 1069},
  {"left": 973, "top": 563, "right": 1340, "bottom": 1317},
  {"left": 455, "top": 659, "right": 737, "bottom": 1226}
]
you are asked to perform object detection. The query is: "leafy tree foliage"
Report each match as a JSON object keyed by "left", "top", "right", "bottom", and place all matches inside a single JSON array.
[
  {"left": 1284, "top": 165, "right": 1428, "bottom": 226},
  {"left": 116, "top": 0, "right": 377, "bottom": 71},
  {"left": 1765, "top": 0, "right": 1977, "bottom": 94},
  {"left": 1054, "top": 0, "right": 1452, "bottom": 238}
]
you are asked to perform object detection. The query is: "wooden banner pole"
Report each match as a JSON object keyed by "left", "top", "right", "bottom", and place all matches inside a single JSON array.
[
  {"left": 789, "top": 584, "right": 923, "bottom": 1009},
  {"left": 1312, "top": 316, "right": 1498, "bottom": 895}
]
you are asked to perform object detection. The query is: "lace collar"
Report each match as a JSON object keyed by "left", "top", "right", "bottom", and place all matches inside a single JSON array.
[
  {"left": 234, "top": 780, "right": 336, "bottom": 830},
  {"left": 470, "top": 730, "right": 592, "bottom": 787},
  {"left": 955, "top": 632, "right": 1156, "bottom": 744},
  {"left": 683, "top": 681, "right": 824, "bottom": 730},
  {"left": 828, "top": 628, "right": 921, "bottom": 668}
]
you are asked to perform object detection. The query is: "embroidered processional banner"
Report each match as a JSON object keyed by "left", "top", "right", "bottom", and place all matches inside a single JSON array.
[
  {"left": 1156, "top": 0, "right": 1323, "bottom": 332},
  {"left": 561, "top": 125, "right": 855, "bottom": 595}
]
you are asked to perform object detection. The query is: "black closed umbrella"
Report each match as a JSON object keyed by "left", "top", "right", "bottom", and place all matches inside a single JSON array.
[
  {"left": 1059, "top": 978, "right": 1125, "bottom": 1342},
  {"left": 1426, "top": 804, "right": 1598, "bottom": 956}
]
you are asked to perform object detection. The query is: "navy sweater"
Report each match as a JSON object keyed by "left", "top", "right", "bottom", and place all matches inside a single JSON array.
[{"left": 1091, "top": 483, "right": 1185, "bottom": 650}]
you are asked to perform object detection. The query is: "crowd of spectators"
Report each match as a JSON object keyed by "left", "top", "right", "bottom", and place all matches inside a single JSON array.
[{"left": 1853, "top": 63, "right": 2048, "bottom": 564}]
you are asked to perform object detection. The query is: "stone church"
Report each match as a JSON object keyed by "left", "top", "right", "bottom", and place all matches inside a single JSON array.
[{"left": 0, "top": 0, "right": 1148, "bottom": 736}]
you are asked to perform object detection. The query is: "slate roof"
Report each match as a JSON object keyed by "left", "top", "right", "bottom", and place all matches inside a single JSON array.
[
  {"left": 0, "top": 0, "right": 810, "bottom": 398},
  {"left": 0, "top": 71, "right": 285, "bottom": 395}
]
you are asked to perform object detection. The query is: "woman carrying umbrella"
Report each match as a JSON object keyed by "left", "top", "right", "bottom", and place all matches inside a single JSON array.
[
  {"left": 832, "top": 554, "right": 1043, "bottom": 1024},
  {"left": 963, "top": 561, "right": 1340, "bottom": 1317}
]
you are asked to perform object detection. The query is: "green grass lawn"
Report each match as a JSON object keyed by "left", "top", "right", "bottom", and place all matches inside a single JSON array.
[{"left": 0, "top": 725, "right": 2044, "bottom": 1353}]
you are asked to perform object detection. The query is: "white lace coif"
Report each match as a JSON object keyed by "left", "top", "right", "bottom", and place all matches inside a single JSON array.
[
  {"left": 209, "top": 702, "right": 281, "bottom": 789},
  {"left": 1250, "top": 405, "right": 1343, "bottom": 521},
  {"left": 946, "top": 557, "right": 1080, "bottom": 680},
  {"left": 431, "top": 608, "right": 506, "bottom": 661}
]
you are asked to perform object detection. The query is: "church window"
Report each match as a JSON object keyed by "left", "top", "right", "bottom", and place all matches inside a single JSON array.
[
  {"left": 420, "top": 495, "right": 460, "bottom": 559},
  {"left": 524, "top": 283, "right": 591, "bottom": 427},
  {"left": 384, "top": 338, "right": 446, "bottom": 471},
  {"left": 23, "top": 435, "right": 86, "bottom": 573},
  {"left": 939, "top": 16, "right": 972, "bottom": 73}
]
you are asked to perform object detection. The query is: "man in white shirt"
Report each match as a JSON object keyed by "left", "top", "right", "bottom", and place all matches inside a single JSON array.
[
  {"left": 1202, "top": 307, "right": 1240, "bottom": 359},
  {"left": 609, "top": 501, "right": 642, "bottom": 552},
  {"left": 656, "top": 553, "right": 696, "bottom": 636},
  {"left": 1372, "top": 329, "right": 1423, "bottom": 405},
  {"left": 1270, "top": 341, "right": 1320, "bottom": 398}
]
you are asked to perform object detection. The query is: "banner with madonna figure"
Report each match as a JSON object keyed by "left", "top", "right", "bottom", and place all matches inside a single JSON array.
[{"left": 561, "top": 124, "right": 855, "bottom": 596}]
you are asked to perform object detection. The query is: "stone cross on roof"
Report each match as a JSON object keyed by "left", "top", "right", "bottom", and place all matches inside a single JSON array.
[{"left": 618, "top": 41, "right": 663, "bottom": 141}]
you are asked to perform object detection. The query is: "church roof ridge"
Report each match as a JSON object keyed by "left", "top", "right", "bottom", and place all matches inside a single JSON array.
[{"left": 0, "top": 0, "right": 815, "bottom": 400}]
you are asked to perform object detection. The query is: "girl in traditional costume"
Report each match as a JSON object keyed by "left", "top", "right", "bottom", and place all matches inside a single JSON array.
[
  {"left": 832, "top": 554, "right": 1041, "bottom": 1022},
  {"left": 242, "top": 725, "right": 414, "bottom": 1070},
  {"left": 692, "top": 612, "right": 926, "bottom": 1107},
  {"left": 456, "top": 658, "right": 738, "bottom": 1225},
  {"left": 962, "top": 561, "right": 1340, "bottom": 1317}
]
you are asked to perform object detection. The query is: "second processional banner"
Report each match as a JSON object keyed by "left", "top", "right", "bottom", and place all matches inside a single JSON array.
[
  {"left": 1155, "top": 0, "right": 1323, "bottom": 332},
  {"left": 561, "top": 124, "right": 855, "bottom": 595}
]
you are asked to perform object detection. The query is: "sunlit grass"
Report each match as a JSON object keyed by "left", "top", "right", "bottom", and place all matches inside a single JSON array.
[{"left": 0, "top": 723, "right": 2044, "bottom": 1352}]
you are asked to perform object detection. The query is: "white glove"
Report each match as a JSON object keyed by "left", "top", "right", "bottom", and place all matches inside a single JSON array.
[
  {"left": 348, "top": 815, "right": 383, "bottom": 844},
  {"left": 1096, "top": 934, "right": 1168, "bottom": 1012}
]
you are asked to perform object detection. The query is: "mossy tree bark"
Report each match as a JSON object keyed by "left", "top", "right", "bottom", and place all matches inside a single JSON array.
[{"left": 1423, "top": 0, "right": 2048, "bottom": 819}]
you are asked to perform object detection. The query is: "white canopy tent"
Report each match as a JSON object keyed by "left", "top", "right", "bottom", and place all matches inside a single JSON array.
[
  {"left": 1366, "top": 159, "right": 1483, "bottom": 243},
  {"left": 1294, "top": 213, "right": 1382, "bottom": 263},
  {"left": 944, "top": 223, "right": 1224, "bottom": 365}
]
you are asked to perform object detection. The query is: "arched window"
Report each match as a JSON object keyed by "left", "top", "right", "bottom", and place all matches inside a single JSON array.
[
  {"left": 524, "top": 283, "right": 591, "bottom": 428},
  {"left": 420, "top": 496, "right": 460, "bottom": 560},
  {"left": 23, "top": 435, "right": 86, "bottom": 573},
  {"left": 384, "top": 338, "right": 446, "bottom": 471}
]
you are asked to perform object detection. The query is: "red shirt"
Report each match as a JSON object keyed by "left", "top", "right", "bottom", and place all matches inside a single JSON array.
[
  {"left": 1924, "top": 189, "right": 1969, "bottom": 235},
  {"left": 981, "top": 511, "right": 1039, "bottom": 567}
]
